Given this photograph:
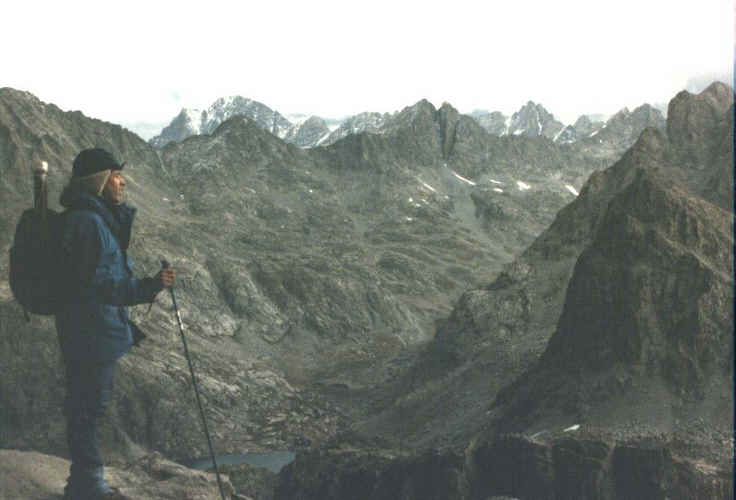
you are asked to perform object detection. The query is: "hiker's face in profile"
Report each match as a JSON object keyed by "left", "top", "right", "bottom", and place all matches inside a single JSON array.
[{"left": 103, "top": 170, "right": 125, "bottom": 204}]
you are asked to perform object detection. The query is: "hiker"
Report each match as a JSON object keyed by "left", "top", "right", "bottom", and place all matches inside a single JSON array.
[{"left": 55, "top": 148, "right": 175, "bottom": 499}]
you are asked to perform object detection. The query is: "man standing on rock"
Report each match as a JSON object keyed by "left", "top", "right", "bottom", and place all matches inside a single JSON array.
[{"left": 55, "top": 148, "right": 175, "bottom": 499}]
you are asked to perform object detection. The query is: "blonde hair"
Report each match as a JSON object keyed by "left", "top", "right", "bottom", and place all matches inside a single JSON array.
[{"left": 70, "top": 169, "right": 112, "bottom": 197}]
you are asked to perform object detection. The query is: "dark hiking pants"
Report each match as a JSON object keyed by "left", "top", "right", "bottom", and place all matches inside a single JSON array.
[{"left": 64, "top": 360, "right": 116, "bottom": 478}]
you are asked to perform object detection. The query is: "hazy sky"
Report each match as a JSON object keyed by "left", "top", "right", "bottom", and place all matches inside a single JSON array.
[{"left": 4, "top": 0, "right": 733, "bottom": 134}]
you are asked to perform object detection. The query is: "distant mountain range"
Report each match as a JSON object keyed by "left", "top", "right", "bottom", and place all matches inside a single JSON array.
[{"left": 146, "top": 95, "right": 666, "bottom": 152}]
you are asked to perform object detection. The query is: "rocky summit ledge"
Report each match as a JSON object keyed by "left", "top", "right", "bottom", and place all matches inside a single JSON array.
[
  {"left": 274, "top": 434, "right": 733, "bottom": 500},
  {"left": 0, "top": 449, "right": 248, "bottom": 500}
]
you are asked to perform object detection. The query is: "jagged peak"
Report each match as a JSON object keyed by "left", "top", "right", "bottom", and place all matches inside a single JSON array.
[
  {"left": 610, "top": 107, "right": 631, "bottom": 119},
  {"left": 209, "top": 95, "right": 257, "bottom": 109},
  {"left": 0, "top": 87, "right": 48, "bottom": 108},
  {"left": 625, "top": 126, "right": 669, "bottom": 161},
  {"left": 302, "top": 115, "right": 327, "bottom": 125},
  {"left": 667, "top": 82, "right": 734, "bottom": 115},
  {"left": 702, "top": 80, "right": 734, "bottom": 97},
  {"left": 573, "top": 115, "right": 593, "bottom": 126},
  {"left": 439, "top": 101, "right": 458, "bottom": 112},
  {"left": 666, "top": 82, "right": 734, "bottom": 146},
  {"left": 0, "top": 87, "right": 30, "bottom": 99},
  {"left": 410, "top": 98, "right": 437, "bottom": 113}
]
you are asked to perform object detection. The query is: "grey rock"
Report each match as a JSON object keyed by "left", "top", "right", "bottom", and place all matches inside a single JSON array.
[
  {"left": 283, "top": 115, "right": 331, "bottom": 148},
  {"left": 319, "top": 111, "right": 393, "bottom": 147},
  {"left": 578, "top": 103, "right": 666, "bottom": 159},
  {"left": 0, "top": 449, "right": 238, "bottom": 500},
  {"left": 469, "top": 110, "right": 508, "bottom": 136},
  {"left": 150, "top": 96, "right": 293, "bottom": 148},
  {"left": 554, "top": 115, "right": 605, "bottom": 144},
  {"left": 507, "top": 101, "right": 565, "bottom": 139}
]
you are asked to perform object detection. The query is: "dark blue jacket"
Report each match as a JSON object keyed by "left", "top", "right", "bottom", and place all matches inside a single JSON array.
[{"left": 55, "top": 188, "right": 160, "bottom": 363}]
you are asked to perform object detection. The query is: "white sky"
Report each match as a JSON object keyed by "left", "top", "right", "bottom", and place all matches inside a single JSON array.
[{"left": 3, "top": 0, "right": 734, "bottom": 133}]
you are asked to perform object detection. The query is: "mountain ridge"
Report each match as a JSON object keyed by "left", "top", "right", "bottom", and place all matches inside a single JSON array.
[{"left": 147, "top": 93, "right": 668, "bottom": 154}]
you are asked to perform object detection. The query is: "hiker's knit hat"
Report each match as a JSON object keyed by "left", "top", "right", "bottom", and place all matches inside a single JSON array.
[{"left": 71, "top": 148, "right": 125, "bottom": 196}]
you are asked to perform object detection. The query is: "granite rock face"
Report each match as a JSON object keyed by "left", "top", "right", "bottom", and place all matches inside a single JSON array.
[
  {"left": 275, "top": 434, "right": 733, "bottom": 500},
  {"left": 492, "top": 168, "right": 733, "bottom": 440}
]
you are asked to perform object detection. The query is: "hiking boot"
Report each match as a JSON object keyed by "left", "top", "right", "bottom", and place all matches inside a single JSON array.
[{"left": 63, "top": 466, "right": 123, "bottom": 499}]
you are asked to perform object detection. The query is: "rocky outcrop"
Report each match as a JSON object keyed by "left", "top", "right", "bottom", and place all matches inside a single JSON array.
[
  {"left": 555, "top": 115, "right": 605, "bottom": 144},
  {"left": 319, "top": 111, "right": 392, "bottom": 147},
  {"left": 274, "top": 434, "right": 733, "bottom": 500},
  {"left": 472, "top": 434, "right": 732, "bottom": 500},
  {"left": 275, "top": 447, "right": 469, "bottom": 500},
  {"left": 492, "top": 168, "right": 733, "bottom": 439},
  {"left": 150, "top": 96, "right": 293, "bottom": 147},
  {"left": 578, "top": 104, "right": 666, "bottom": 159},
  {"left": 469, "top": 110, "right": 508, "bottom": 136},
  {"left": 0, "top": 449, "right": 240, "bottom": 500},
  {"left": 506, "top": 101, "right": 564, "bottom": 139},
  {"left": 150, "top": 108, "right": 204, "bottom": 146},
  {"left": 283, "top": 115, "right": 331, "bottom": 148}
]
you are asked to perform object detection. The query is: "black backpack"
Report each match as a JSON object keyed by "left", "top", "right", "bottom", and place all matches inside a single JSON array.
[{"left": 9, "top": 208, "right": 65, "bottom": 319}]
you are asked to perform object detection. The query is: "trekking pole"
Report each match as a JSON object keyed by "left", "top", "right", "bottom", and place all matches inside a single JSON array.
[{"left": 161, "top": 260, "right": 227, "bottom": 500}]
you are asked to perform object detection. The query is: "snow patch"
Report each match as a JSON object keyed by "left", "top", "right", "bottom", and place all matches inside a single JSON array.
[
  {"left": 517, "top": 181, "right": 531, "bottom": 191},
  {"left": 315, "top": 132, "right": 331, "bottom": 146},
  {"left": 513, "top": 128, "right": 524, "bottom": 135},
  {"left": 553, "top": 127, "right": 567, "bottom": 142},
  {"left": 565, "top": 184, "right": 579, "bottom": 196},
  {"left": 421, "top": 181, "right": 437, "bottom": 193},
  {"left": 493, "top": 188, "right": 504, "bottom": 193},
  {"left": 286, "top": 114, "right": 311, "bottom": 126},
  {"left": 536, "top": 109, "right": 542, "bottom": 135},
  {"left": 185, "top": 109, "right": 202, "bottom": 133},
  {"left": 452, "top": 171, "right": 477, "bottom": 186},
  {"left": 563, "top": 424, "right": 580, "bottom": 433},
  {"left": 490, "top": 179, "right": 503, "bottom": 185}
]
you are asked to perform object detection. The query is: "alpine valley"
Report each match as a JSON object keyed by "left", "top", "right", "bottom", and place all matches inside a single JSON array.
[{"left": 0, "top": 82, "right": 732, "bottom": 499}]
